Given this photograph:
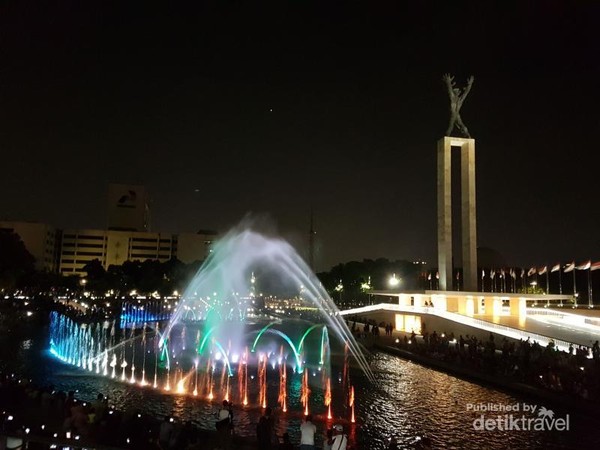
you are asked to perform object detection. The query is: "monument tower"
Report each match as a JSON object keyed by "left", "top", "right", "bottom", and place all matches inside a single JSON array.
[{"left": 438, "top": 74, "right": 477, "bottom": 291}]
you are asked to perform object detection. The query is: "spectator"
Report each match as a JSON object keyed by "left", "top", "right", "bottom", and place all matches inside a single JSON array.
[{"left": 300, "top": 414, "right": 316, "bottom": 450}]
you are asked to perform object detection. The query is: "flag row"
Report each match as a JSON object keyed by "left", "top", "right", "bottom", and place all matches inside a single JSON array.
[{"left": 479, "top": 261, "right": 600, "bottom": 279}]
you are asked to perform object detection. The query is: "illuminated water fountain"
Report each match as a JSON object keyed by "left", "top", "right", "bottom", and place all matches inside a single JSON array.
[{"left": 49, "top": 223, "right": 373, "bottom": 422}]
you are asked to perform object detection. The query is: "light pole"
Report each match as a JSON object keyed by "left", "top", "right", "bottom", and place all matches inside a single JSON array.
[
  {"left": 334, "top": 280, "right": 343, "bottom": 304},
  {"left": 530, "top": 281, "right": 537, "bottom": 306},
  {"left": 361, "top": 276, "right": 372, "bottom": 306}
]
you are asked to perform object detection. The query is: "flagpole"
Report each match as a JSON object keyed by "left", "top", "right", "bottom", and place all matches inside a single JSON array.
[
  {"left": 588, "top": 264, "right": 592, "bottom": 308},
  {"left": 546, "top": 266, "right": 550, "bottom": 296},
  {"left": 480, "top": 270, "right": 483, "bottom": 293},
  {"left": 559, "top": 266, "right": 562, "bottom": 295},
  {"left": 573, "top": 268, "right": 577, "bottom": 307}
]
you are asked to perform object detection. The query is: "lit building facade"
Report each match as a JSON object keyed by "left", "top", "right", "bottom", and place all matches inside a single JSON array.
[
  {"left": 2, "top": 185, "right": 217, "bottom": 276},
  {"left": 59, "top": 229, "right": 217, "bottom": 276}
]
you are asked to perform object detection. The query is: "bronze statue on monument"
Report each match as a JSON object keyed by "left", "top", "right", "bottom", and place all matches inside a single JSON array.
[{"left": 443, "top": 73, "right": 474, "bottom": 138}]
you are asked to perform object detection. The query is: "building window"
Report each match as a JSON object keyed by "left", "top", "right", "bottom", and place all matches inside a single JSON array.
[{"left": 77, "top": 235, "right": 105, "bottom": 240}]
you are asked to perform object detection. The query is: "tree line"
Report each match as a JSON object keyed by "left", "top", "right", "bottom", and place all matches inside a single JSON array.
[
  {"left": 2, "top": 230, "right": 422, "bottom": 301},
  {"left": 0, "top": 230, "right": 203, "bottom": 295}
]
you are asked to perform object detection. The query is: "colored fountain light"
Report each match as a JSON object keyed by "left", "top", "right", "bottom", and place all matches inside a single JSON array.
[{"left": 48, "top": 220, "right": 372, "bottom": 421}]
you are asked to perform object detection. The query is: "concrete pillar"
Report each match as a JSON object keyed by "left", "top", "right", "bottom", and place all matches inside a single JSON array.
[
  {"left": 431, "top": 294, "right": 447, "bottom": 311},
  {"left": 458, "top": 296, "right": 475, "bottom": 317},
  {"left": 398, "top": 294, "right": 411, "bottom": 307},
  {"left": 509, "top": 297, "right": 527, "bottom": 318},
  {"left": 484, "top": 297, "right": 502, "bottom": 316},
  {"left": 437, "top": 138, "right": 452, "bottom": 290},
  {"left": 437, "top": 137, "right": 478, "bottom": 292},
  {"left": 413, "top": 294, "right": 425, "bottom": 308},
  {"left": 460, "top": 139, "right": 477, "bottom": 291}
]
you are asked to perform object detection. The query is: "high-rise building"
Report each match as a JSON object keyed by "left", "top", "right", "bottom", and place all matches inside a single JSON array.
[
  {"left": 58, "top": 229, "right": 217, "bottom": 276},
  {"left": 107, "top": 184, "right": 150, "bottom": 232},
  {"left": 2, "top": 186, "right": 217, "bottom": 277}
]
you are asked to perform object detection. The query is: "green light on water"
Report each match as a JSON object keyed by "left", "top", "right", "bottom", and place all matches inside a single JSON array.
[
  {"left": 251, "top": 323, "right": 276, "bottom": 352},
  {"left": 212, "top": 340, "right": 233, "bottom": 377},
  {"left": 297, "top": 324, "right": 321, "bottom": 355},
  {"left": 320, "top": 326, "right": 329, "bottom": 365},
  {"left": 198, "top": 326, "right": 216, "bottom": 354}
]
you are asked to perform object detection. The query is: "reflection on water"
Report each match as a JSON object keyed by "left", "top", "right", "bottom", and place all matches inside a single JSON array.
[{"left": 1, "top": 329, "right": 599, "bottom": 449}]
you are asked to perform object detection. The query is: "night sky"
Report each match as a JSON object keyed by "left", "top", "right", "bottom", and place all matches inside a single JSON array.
[{"left": 1, "top": 1, "right": 599, "bottom": 271}]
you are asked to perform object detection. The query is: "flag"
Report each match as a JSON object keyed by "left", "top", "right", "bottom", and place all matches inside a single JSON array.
[
  {"left": 521, "top": 269, "right": 525, "bottom": 278},
  {"left": 527, "top": 267, "right": 536, "bottom": 276},
  {"left": 591, "top": 262, "right": 600, "bottom": 271},
  {"left": 538, "top": 266, "right": 547, "bottom": 275},
  {"left": 551, "top": 263, "right": 560, "bottom": 273},
  {"left": 481, "top": 270, "right": 485, "bottom": 279},
  {"left": 491, "top": 270, "right": 496, "bottom": 279},
  {"left": 456, "top": 271, "right": 460, "bottom": 280},
  {"left": 576, "top": 261, "right": 591, "bottom": 270},
  {"left": 563, "top": 262, "right": 575, "bottom": 273},
  {"left": 435, "top": 272, "right": 439, "bottom": 279},
  {"left": 427, "top": 273, "right": 431, "bottom": 281},
  {"left": 510, "top": 268, "right": 516, "bottom": 279}
]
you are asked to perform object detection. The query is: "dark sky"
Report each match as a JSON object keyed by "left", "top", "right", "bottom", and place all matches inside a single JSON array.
[{"left": 1, "top": 1, "right": 599, "bottom": 271}]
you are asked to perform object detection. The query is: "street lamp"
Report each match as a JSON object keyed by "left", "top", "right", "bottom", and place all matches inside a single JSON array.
[
  {"left": 334, "top": 280, "right": 343, "bottom": 304},
  {"left": 361, "top": 276, "right": 372, "bottom": 307},
  {"left": 389, "top": 273, "right": 400, "bottom": 288}
]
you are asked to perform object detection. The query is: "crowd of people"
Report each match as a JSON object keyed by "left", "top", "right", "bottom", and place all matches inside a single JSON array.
[
  {"left": 399, "top": 327, "right": 598, "bottom": 403},
  {"left": 345, "top": 314, "right": 600, "bottom": 404},
  {"left": 254, "top": 411, "right": 348, "bottom": 450},
  {"left": 0, "top": 371, "right": 237, "bottom": 449},
  {"left": 1, "top": 371, "right": 358, "bottom": 450}
]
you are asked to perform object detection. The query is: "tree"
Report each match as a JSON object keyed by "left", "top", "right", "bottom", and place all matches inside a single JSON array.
[
  {"left": 83, "top": 259, "right": 107, "bottom": 292},
  {"left": 0, "top": 231, "right": 35, "bottom": 290},
  {"left": 317, "top": 258, "right": 421, "bottom": 306}
]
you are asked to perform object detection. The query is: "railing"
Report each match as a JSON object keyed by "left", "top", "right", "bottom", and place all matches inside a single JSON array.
[
  {"left": 526, "top": 307, "right": 600, "bottom": 327},
  {"left": 339, "top": 304, "right": 580, "bottom": 352}
]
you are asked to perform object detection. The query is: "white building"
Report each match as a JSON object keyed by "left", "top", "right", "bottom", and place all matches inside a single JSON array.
[
  {"left": 107, "top": 184, "right": 150, "bottom": 232},
  {"left": 59, "top": 229, "right": 217, "bottom": 276},
  {"left": 2, "top": 185, "right": 217, "bottom": 276}
]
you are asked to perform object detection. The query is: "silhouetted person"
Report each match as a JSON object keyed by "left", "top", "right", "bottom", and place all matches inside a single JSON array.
[
  {"left": 279, "top": 432, "right": 294, "bottom": 450},
  {"left": 257, "top": 407, "right": 275, "bottom": 450},
  {"left": 159, "top": 416, "right": 174, "bottom": 449},
  {"left": 329, "top": 424, "right": 347, "bottom": 450},
  {"left": 216, "top": 400, "right": 233, "bottom": 449}
]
